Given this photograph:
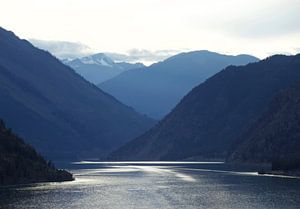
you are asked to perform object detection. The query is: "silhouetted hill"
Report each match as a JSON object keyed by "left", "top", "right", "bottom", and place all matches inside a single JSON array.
[
  {"left": 0, "top": 27, "right": 155, "bottom": 160},
  {"left": 99, "top": 51, "right": 258, "bottom": 119},
  {"left": 64, "top": 53, "right": 145, "bottom": 84},
  {"left": 228, "top": 81, "right": 300, "bottom": 171},
  {"left": 109, "top": 54, "right": 300, "bottom": 161},
  {"left": 0, "top": 120, "right": 73, "bottom": 186}
]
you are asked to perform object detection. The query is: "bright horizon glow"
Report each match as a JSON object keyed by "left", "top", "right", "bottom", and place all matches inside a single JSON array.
[
  {"left": 0, "top": 0, "right": 299, "bottom": 61},
  {"left": 72, "top": 161, "right": 225, "bottom": 164}
]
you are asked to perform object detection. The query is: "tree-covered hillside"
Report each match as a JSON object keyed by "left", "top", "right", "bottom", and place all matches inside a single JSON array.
[
  {"left": 228, "top": 81, "right": 300, "bottom": 171},
  {"left": 0, "top": 120, "right": 73, "bottom": 186}
]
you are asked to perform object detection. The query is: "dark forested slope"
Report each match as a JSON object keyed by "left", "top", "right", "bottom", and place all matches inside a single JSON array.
[
  {"left": 0, "top": 120, "right": 73, "bottom": 186},
  {"left": 228, "top": 81, "right": 300, "bottom": 171}
]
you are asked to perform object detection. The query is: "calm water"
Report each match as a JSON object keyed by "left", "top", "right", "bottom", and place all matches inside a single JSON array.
[{"left": 1, "top": 162, "right": 300, "bottom": 209}]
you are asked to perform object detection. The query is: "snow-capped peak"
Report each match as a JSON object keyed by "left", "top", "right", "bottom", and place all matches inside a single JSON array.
[{"left": 80, "top": 53, "right": 115, "bottom": 67}]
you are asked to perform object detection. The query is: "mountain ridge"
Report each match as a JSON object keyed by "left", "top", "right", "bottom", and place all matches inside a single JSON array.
[
  {"left": 100, "top": 50, "right": 259, "bottom": 119},
  {"left": 63, "top": 53, "right": 145, "bottom": 84},
  {"left": 0, "top": 27, "right": 155, "bottom": 160},
  {"left": 109, "top": 54, "right": 300, "bottom": 161}
]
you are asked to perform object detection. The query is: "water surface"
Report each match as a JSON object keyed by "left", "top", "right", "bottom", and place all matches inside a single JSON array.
[{"left": 1, "top": 162, "right": 300, "bottom": 209}]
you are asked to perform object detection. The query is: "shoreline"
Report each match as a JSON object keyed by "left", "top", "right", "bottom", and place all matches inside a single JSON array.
[
  {"left": 258, "top": 170, "right": 300, "bottom": 178},
  {"left": 0, "top": 175, "right": 75, "bottom": 189}
]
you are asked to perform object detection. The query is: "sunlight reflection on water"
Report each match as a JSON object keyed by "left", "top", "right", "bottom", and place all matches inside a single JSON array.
[
  {"left": 1, "top": 162, "right": 300, "bottom": 209},
  {"left": 72, "top": 161, "right": 225, "bottom": 164}
]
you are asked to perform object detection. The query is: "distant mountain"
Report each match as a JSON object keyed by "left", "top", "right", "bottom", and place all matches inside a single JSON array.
[
  {"left": 0, "top": 27, "right": 154, "bottom": 160},
  {"left": 63, "top": 53, "right": 145, "bottom": 84},
  {"left": 0, "top": 119, "right": 73, "bottom": 186},
  {"left": 228, "top": 81, "right": 300, "bottom": 170},
  {"left": 109, "top": 54, "right": 300, "bottom": 161},
  {"left": 99, "top": 51, "right": 258, "bottom": 119}
]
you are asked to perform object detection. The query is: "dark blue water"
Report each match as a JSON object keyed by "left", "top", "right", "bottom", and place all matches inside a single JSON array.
[{"left": 1, "top": 162, "right": 300, "bottom": 209}]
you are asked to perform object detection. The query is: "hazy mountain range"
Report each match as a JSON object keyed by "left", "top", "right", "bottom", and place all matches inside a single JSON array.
[
  {"left": 1, "top": 26, "right": 300, "bottom": 175},
  {"left": 0, "top": 27, "right": 154, "bottom": 160},
  {"left": 109, "top": 54, "right": 300, "bottom": 161},
  {"left": 99, "top": 51, "right": 259, "bottom": 119},
  {"left": 63, "top": 54, "right": 145, "bottom": 84}
]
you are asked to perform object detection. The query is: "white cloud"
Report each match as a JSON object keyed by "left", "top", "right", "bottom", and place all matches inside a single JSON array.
[
  {"left": 214, "top": 0, "right": 300, "bottom": 38},
  {"left": 29, "top": 39, "right": 94, "bottom": 59},
  {"left": 29, "top": 39, "right": 180, "bottom": 64},
  {"left": 106, "top": 49, "right": 183, "bottom": 65}
]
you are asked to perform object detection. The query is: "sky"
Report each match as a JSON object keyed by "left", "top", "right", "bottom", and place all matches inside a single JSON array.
[{"left": 0, "top": 0, "right": 300, "bottom": 63}]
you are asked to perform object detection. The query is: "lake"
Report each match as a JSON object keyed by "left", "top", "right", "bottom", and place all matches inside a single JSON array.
[{"left": 1, "top": 162, "right": 300, "bottom": 209}]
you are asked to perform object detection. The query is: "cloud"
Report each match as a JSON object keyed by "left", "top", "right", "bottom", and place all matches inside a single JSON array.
[
  {"left": 106, "top": 49, "right": 183, "bottom": 65},
  {"left": 294, "top": 48, "right": 300, "bottom": 54},
  {"left": 28, "top": 39, "right": 180, "bottom": 64},
  {"left": 2, "top": 0, "right": 300, "bottom": 60},
  {"left": 29, "top": 39, "right": 94, "bottom": 59},
  {"left": 208, "top": 0, "right": 300, "bottom": 39}
]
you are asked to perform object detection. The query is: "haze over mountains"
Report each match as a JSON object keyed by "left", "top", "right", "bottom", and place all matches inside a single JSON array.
[
  {"left": 0, "top": 27, "right": 154, "bottom": 160},
  {"left": 100, "top": 51, "right": 258, "bottom": 119},
  {"left": 63, "top": 53, "right": 145, "bottom": 84},
  {"left": 110, "top": 54, "right": 300, "bottom": 161}
]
